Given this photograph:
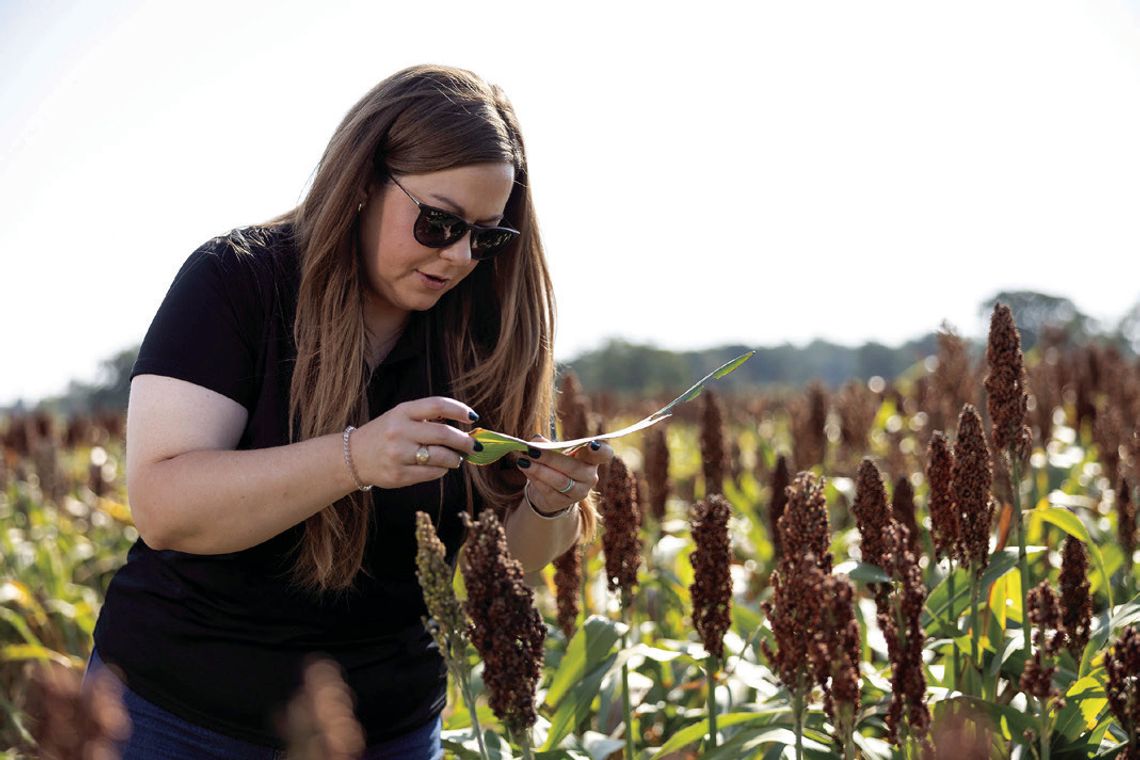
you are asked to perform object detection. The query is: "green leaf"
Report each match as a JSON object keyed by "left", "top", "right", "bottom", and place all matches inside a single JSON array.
[
  {"left": 843, "top": 561, "right": 893, "bottom": 585},
  {"left": 649, "top": 709, "right": 790, "bottom": 759},
  {"left": 1032, "top": 505, "right": 1113, "bottom": 607},
  {"left": 923, "top": 548, "right": 1036, "bottom": 630},
  {"left": 542, "top": 652, "right": 618, "bottom": 751},
  {"left": 466, "top": 351, "right": 754, "bottom": 464},
  {"left": 466, "top": 428, "right": 530, "bottom": 465},
  {"left": 949, "top": 695, "right": 1036, "bottom": 742},
  {"left": 1054, "top": 675, "right": 1108, "bottom": 741},
  {"left": 543, "top": 615, "right": 625, "bottom": 708}
]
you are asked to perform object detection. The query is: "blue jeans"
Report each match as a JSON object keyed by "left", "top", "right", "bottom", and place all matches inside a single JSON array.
[{"left": 81, "top": 647, "right": 443, "bottom": 759}]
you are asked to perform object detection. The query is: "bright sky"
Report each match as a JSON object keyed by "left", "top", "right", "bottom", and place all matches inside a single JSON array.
[{"left": 3, "top": 1, "right": 1140, "bottom": 406}]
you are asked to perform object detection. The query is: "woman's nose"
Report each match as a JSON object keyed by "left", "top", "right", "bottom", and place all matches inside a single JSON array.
[{"left": 438, "top": 231, "right": 474, "bottom": 264}]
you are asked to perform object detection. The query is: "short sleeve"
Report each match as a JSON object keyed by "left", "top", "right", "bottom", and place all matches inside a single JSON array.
[{"left": 130, "top": 238, "right": 265, "bottom": 411}]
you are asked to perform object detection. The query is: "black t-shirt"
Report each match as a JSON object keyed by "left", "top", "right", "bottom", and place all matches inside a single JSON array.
[{"left": 92, "top": 223, "right": 482, "bottom": 748}]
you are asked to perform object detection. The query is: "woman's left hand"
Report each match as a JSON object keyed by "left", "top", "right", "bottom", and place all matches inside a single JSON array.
[{"left": 515, "top": 435, "right": 614, "bottom": 514}]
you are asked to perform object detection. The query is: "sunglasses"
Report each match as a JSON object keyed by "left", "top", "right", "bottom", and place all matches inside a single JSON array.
[{"left": 388, "top": 175, "right": 520, "bottom": 261}]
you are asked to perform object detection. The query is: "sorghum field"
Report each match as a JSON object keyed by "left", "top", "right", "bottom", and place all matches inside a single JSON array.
[{"left": 3, "top": 304, "right": 1139, "bottom": 759}]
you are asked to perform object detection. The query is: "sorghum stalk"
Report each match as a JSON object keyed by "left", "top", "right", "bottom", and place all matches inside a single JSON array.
[
  {"left": 1011, "top": 455, "right": 1033, "bottom": 663},
  {"left": 706, "top": 653, "right": 718, "bottom": 750},
  {"left": 622, "top": 628, "right": 635, "bottom": 758}
]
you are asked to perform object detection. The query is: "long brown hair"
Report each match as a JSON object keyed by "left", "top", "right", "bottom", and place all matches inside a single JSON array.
[{"left": 259, "top": 65, "right": 596, "bottom": 595}]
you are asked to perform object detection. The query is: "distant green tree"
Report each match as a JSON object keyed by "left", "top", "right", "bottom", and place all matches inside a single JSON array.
[{"left": 979, "top": 291, "right": 1099, "bottom": 351}]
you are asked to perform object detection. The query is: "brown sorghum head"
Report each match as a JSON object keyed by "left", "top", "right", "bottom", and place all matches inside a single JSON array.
[
  {"left": 836, "top": 380, "right": 878, "bottom": 458},
  {"left": 1094, "top": 406, "right": 1126, "bottom": 487},
  {"left": 414, "top": 511, "right": 466, "bottom": 656},
  {"left": 1026, "top": 580, "right": 1064, "bottom": 657},
  {"left": 984, "top": 303, "right": 1032, "bottom": 461},
  {"left": 788, "top": 381, "right": 829, "bottom": 470},
  {"left": 279, "top": 657, "right": 367, "bottom": 760},
  {"left": 1120, "top": 477, "right": 1137, "bottom": 560},
  {"left": 762, "top": 552, "right": 826, "bottom": 693},
  {"left": 853, "top": 458, "right": 893, "bottom": 572},
  {"left": 552, "top": 545, "right": 581, "bottom": 638},
  {"left": 1059, "top": 536, "right": 1093, "bottom": 657},
  {"left": 700, "top": 388, "right": 727, "bottom": 497},
  {"left": 935, "top": 326, "right": 977, "bottom": 435},
  {"left": 812, "top": 572, "right": 861, "bottom": 743},
  {"left": 778, "top": 471, "right": 832, "bottom": 574},
  {"left": 926, "top": 431, "right": 959, "bottom": 563},
  {"left": 768, "top": 454, "right": 791, "bottom": 558},
  {"left": 460, "top": 511, "right": 546, "bottom": 736},
  {"left": 558, "top": 371, "right": 591, "bottom": 441},
  {"left": 952, "top": 405, "right": 995, "bottom": 572},
  {"left": 601, "top": 455, "right": 641, "bottom": 602},
  {"left": 26, "top": 659, "right": 131, "bottom": 760},
  {"left": 882, "top": 522, "right": 932, "bottom": 750},
  {"left": 1021, "top": 579, "right": 1066, "bottom": 712},
  {"left": 892, "top": 476, "right": 920, "bottom": 558},
  {"left": 644, "top": 425, "right": 670, "bottom": 521},
  {"left": 689, "top": 494, "right": 733, "bottom": 659},
  {"left": 1105, "top": 625, "right": 1140, "bottom": 744},
  {"left": 763, "top": 472, "right": 832, "bottom": 693}
]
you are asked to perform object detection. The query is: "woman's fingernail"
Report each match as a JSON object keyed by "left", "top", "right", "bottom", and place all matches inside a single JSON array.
[
  {"left": 590, "top": 441, "right": 601, "bottom": 451},
  {"left": 468, "top": 411, "right": 480, "bottom": 422},
  {"left": 517, "top": 458, "right": 531, "bottom": 469},
  {"left": 527, "top": 446, "right": 542, "bottom": 458},
  {"left": 473, "top": 441, "right": 484, "bottom": 452}
]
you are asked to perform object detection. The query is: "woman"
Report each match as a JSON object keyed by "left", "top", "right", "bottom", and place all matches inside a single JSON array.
[{"left": 83, "top": 64, "right": 610, "bottom": 759}]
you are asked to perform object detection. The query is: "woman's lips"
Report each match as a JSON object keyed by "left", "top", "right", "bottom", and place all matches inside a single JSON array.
[{"left": 416, "top": 270, "right": 449, "bottom": 290}]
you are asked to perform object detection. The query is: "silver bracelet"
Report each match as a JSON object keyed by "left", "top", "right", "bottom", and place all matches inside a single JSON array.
[
  {"left": 342, "top": 426, "right": 372, "bottom": 492},
  {"left": 524, "top": 481, "right": 576, "bottom": 520}
]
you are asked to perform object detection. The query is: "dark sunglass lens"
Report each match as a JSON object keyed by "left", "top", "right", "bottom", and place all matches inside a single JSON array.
[
  {"left": 471, "top": 228, "right": 517, "bottom": 258},
  {"left": 415, "top": 208, "right": 467, "bottom": 247}
]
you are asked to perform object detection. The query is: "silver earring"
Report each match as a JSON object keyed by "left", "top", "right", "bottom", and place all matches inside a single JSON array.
[{"left": 357, "top": 200, "right": 365, "bottom": 213}]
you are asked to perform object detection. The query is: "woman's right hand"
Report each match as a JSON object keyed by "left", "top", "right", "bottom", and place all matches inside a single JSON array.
[{"left": 351, "top": 397, "right": 482, "bottom": 489}]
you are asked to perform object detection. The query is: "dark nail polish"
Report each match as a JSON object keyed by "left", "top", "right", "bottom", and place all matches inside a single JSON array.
[
  {"left": 527, "top": 446, "right": 542, "bottom": 458},
  {"left": 590, "top": 440, "right": 601, "bottom": 451},
  {"left": 468, "top": 411, "right": 480, "bottom": 422},
  {"left": 517, "top": 458, "right": 531, "bottom": 469},
  {"left": 473, "top": 441, "right": 484, "bottom": 452}
]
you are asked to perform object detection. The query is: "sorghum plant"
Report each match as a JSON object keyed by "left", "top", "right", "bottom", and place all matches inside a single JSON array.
[
  {"left": 600, "top": 455, "right": 641, "bottom": 758},
  {"left": 601, "top": 456, "right": 641, "bottom": 606},
  {"left": 1021, "top": 580, "right": 1065, "bottom": 759},
  {"left": 763, "top": 471, "right": 832, "bottom": 760},
  {"left": 1105, "top": 625, "right": 1140, "bottom": 757},
  {"left": 767, "top": 453, "right": 791, "bottom": 559},
  {"left": 880, "top": 522, "right": 932, "bottom": 754},
  {"left": 933, "top": 325, "right": 977, "bottom": 436},
  {"left": 1059, "top": 536, "right": 1092, "bottom": 659},
  {"left": 810, "top": 572, "right": 861, "bottom": 759},
  {"left": 926, "top": 430, "right": 962, "bottom": 687},
  {"left": 1119, "top": 477, "right": 1136, "bottom": 594},
  {"left": 952, "top": 404, "right": 995, "bottom": 688},
  {"left": 643, "top": 425, "right": 670, "bottom": 522},
  {"left": 984, "top": 303, "right": 1034, "bottom": 657},
  {"left": 461, "top": 511, "right": 546, "bottom": 754},
  {"left": 553, "top": 372, "right": 592, "bottom": 635},
  {"left": 689, "top": 493, "right": 733, "bottom": 750},
  {"left": 700, "top": 388, "right": 727, "bottom": 497},
  {"left": 415, "top": 511, "right": 487, "bottom": 759},
  {"left": 853, "top": 458, "right": 893, "bottom": 612},
  {"left": 892, "top": 476, "right": 921, "bottom": 559}
]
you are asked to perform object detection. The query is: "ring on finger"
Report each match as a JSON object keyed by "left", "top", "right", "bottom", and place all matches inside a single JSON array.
[
  {"left": 415, "top": 445, "right": 431, "bottom": 466},
  {"left": 557, "top": 476, "right": 576, "bottom": 494}
]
